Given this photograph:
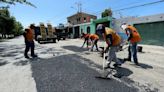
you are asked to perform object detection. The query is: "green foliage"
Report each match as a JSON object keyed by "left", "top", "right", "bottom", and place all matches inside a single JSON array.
[
  {"left": 0, "top": 0, "right": 36, "bottom": 8},
  {"left": 101, "top": 9, "right": 113, "bottom": 18},
  {"left": 0, "top": 9, "right": 23, "bottom": 38}
]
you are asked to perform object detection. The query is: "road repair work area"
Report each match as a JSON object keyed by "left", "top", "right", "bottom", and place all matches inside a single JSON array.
[{"left": 0, "top": 36, "right": 164, "bottom": 92}]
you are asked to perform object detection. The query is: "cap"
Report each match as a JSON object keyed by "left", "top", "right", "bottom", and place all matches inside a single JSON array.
[{"left": 96, "top": 24, "right": 105, "bottom": 34}]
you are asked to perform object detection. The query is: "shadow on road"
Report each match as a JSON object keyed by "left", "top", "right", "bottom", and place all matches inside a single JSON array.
[
  {"left": 13, "top": 60, "right": 29, "bottom": 66},
  {"left": 130, "top": 63, "right": 153, "bottom": 69},
  {"left": 31, "top": 54, "right": 138, "bottom": 92},
  {"left": 0, "top": 61, "right": 8, "bottom": 66},
  {"left": 139, "top": 63, "right": 153, "bottom": 69},
  {"left": 62, "top": 45, "right": 88, "bottom": 52},
  {"left": 13, "top": 57, "right": 43, "bottom": 66}
]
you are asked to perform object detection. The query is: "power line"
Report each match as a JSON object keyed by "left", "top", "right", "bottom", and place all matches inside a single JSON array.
[
  {"left": 53, "top": 0, "right": 164, "bottom": 24},
  {"left": 90, "top": 0, "right": 164, "bottom": 17},
  {"left": 114, "top": 0, "right": 164, "bottom": 12}
]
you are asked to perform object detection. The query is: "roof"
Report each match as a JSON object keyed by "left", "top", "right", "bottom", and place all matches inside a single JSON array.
[{"left": 67, "top": 12, "right": 96, "bottom": 19}]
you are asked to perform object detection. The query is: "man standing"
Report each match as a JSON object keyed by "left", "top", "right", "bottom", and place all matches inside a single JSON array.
[
  {"left": 89, "top": 34, "right": 99, "bottom": 51},
  {"left": 97, "top": 24, "right": 122, "bottom": 67},
  {"left": 23, "top": 24, "right": 37, "bottom": 58},
  {"left": 121, "top": 23, "right": 141, "bottom": 65}
]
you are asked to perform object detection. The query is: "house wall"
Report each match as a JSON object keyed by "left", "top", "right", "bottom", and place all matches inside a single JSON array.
[
  {"left": 113, "top": 13, "right": 164, "bottom": 46},
  {"left": 67, "top": 12, "right": 97, "bottom": 25},
  {"left": 113, "top": 13, "right": 164, "bottom": 32}
]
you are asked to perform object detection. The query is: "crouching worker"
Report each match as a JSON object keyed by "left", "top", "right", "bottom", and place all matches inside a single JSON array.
[
  {"left": 23, "top": 25, "right": 37, "bottom": 59},
  {"left": 89, "top": 34, "right": 99, "bottom": 51},
  {"left": 81, "top": 33, "right": 90, "bottom": 48},
  {"left": 97, "top": 24, "right": 122, "bottom": 67}
]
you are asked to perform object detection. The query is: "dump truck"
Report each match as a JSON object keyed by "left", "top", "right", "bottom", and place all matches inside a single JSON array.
[{"left": 35, "top": 23, "right": 57, "bottom": 43}]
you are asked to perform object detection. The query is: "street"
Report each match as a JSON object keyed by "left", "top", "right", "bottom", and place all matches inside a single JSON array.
[{"left": 0, "top": 36, "right": 164, "bottom": 92}]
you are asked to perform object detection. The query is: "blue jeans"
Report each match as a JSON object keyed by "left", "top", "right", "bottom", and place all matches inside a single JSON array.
[{"left": 128, "top": 42, "right": 138, "bottom": 64}]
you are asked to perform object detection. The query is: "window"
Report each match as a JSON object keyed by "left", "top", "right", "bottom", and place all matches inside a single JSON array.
[
  {"left": 84, "top": 17, "right": 86, "bottom": 22},
  {"left": 77, "top": 18, "right": 81, "bottom": 22}
]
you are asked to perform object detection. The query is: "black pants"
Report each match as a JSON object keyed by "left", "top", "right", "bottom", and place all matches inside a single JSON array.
[
  {"left": 24, "top": 41, "right": 35, "bottom": 57},
  {"left": 82, "top": 38, "right": 89, "bottom": 47},
  {"left": 91, "top": 39, "right": 99, "bottom": 51}
]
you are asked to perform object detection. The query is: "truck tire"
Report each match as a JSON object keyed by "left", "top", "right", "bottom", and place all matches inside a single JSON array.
[
  {"left": 38, "top": 40, "right": 41, "bottom": 44},
  {"left": 53, "top": 38, "right": 56, "bottom": 43}
]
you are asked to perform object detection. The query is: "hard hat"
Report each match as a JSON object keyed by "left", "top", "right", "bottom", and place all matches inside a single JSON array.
[{"left": 121, "top": 23, "right": 128, "bottom": 30}]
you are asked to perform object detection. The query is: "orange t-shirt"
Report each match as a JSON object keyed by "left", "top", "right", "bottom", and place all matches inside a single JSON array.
[
  {"left": 126, "top": 25, "right": 141, "bottom": 43},
  {"left": 25, "top": 29, "right": 34, "bottom": 42},
  {"left": 89, "top": 34, "right": 99, "bottom": 40}
]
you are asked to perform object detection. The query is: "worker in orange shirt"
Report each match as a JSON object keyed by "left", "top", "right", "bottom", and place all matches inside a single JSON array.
[
  {"left": 121, "top": 23, "right": 141, "bottom": 65},
  {"left": 89, "top": 34, "right": 99, "bottom": 51},
  {"left": 97, "top": 24, "right": 123, "bottom": 67},
  {"left": 23, "top": 24, "right": 37, "bottom": 58},
  {"left": 81, "top": 33, "right": 90, "bottom": 48}
]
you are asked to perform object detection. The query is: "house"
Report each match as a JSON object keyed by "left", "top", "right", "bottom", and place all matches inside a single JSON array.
[
  {"left": 67, "top": 12, "right": 97, "bottom": 25},
  {"left": 67, "top": 12, "right": 97, "bottom": 38}
]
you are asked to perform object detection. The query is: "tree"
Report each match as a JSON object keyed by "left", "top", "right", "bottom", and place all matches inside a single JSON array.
[
  {"left": 0, "top": 0, "right": 36, "bottom": 8},
  {"left": 0, "top": 9, "right": 23, "bottom": 38},
  {"left": 13, "top": 21, "right": 24, "bottom": 36},
  {"left": 101, "top": 8, "right": 113, "bottom": 18}
]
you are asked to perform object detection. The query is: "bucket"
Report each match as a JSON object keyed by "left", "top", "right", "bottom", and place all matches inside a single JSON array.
[{"left": 137, "top": 46, "right": 143, "bottom": 52}]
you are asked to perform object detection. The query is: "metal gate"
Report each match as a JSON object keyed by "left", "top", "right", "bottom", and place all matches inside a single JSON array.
[{"left": 134, "top": 21, "right": 164, "bottom": 46}]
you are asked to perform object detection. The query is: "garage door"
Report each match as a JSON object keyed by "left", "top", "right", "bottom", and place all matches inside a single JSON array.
[{"left": 134, "top": 21, "right": 164, "bottom": 46}]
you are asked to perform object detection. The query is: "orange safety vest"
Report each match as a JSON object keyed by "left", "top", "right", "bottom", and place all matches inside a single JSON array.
[
  {"left": 25, "top": 29, "right": 34, "bottom": 42},
  {"left": 89, "top": 34, "right": 99, "bottom": 40},
  {"left": 84, "top": 34, "right": 90, "bottom": 39},
  {"left": 126, "top": 25, "right": 141, "bottom": 43},
  {"left": 105, "top": 28, "right": 121, "bottom": 46}
]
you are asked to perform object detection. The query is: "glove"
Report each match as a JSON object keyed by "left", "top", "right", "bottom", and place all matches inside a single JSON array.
[{"left": 125, "top": 40, "right": 129, "bottom": 45}]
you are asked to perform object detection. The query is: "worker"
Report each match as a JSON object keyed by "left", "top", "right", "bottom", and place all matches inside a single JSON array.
[
  {"left": 121, "top": 23, "right": 141, "bottom": 65},
  {"left": 89, "top": 34, "right": 99, "bottom": 51},
  {"left": 81, "top": 33, "right": 90, "bottom": 48},
  {"left": 97, "top": 24, "right": 122, "bottom": 67},
  {"left": 23, "top": 24, "right": 37, "bottom": 58}
]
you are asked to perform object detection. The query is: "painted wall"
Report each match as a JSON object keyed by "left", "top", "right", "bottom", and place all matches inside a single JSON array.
[
  {"left": 113, "top": 13, "right": 164, "bottom": 33},
  {"left": 90, "top": 16, "right": 113, "bottom": 34},
  {"left": 113, "top": 13, "right": 164, "bottom": 46}
]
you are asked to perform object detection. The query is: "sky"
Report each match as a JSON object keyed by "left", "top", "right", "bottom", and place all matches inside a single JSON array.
[{"left": 5, "top": 0, "right": 164, "bottom": 28}]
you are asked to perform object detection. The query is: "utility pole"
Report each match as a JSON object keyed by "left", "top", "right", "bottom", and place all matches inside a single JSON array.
[{"left": 75, "top": 2, "right": 82, "bottom": 13}]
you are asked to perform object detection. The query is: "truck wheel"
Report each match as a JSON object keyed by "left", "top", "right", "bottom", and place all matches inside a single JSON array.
[
  {"left": 63, "top": 38, "right": 65, "bottom": 40},
  {"left": 38, "top": 40, "right": 41, "bottom": 44},
  {"left": 53, "top": 39, "right": 56, "bottom": 43}
]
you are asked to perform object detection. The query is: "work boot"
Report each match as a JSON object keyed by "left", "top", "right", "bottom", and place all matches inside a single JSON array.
[
  {"left": 31, "top": 54, "right": 38, "bottom": 58},
  {"left": 113, "top": 63, "right": 121, "bottom": 68},
  {"left": 123, "top": 58, "right": 131, "bottom": 62},
  {"left": 25, "top": 55, "right": 30, "bottom": 59},
  {"left": 135, "top": 62, "right": 140, "bottom": 66}
]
